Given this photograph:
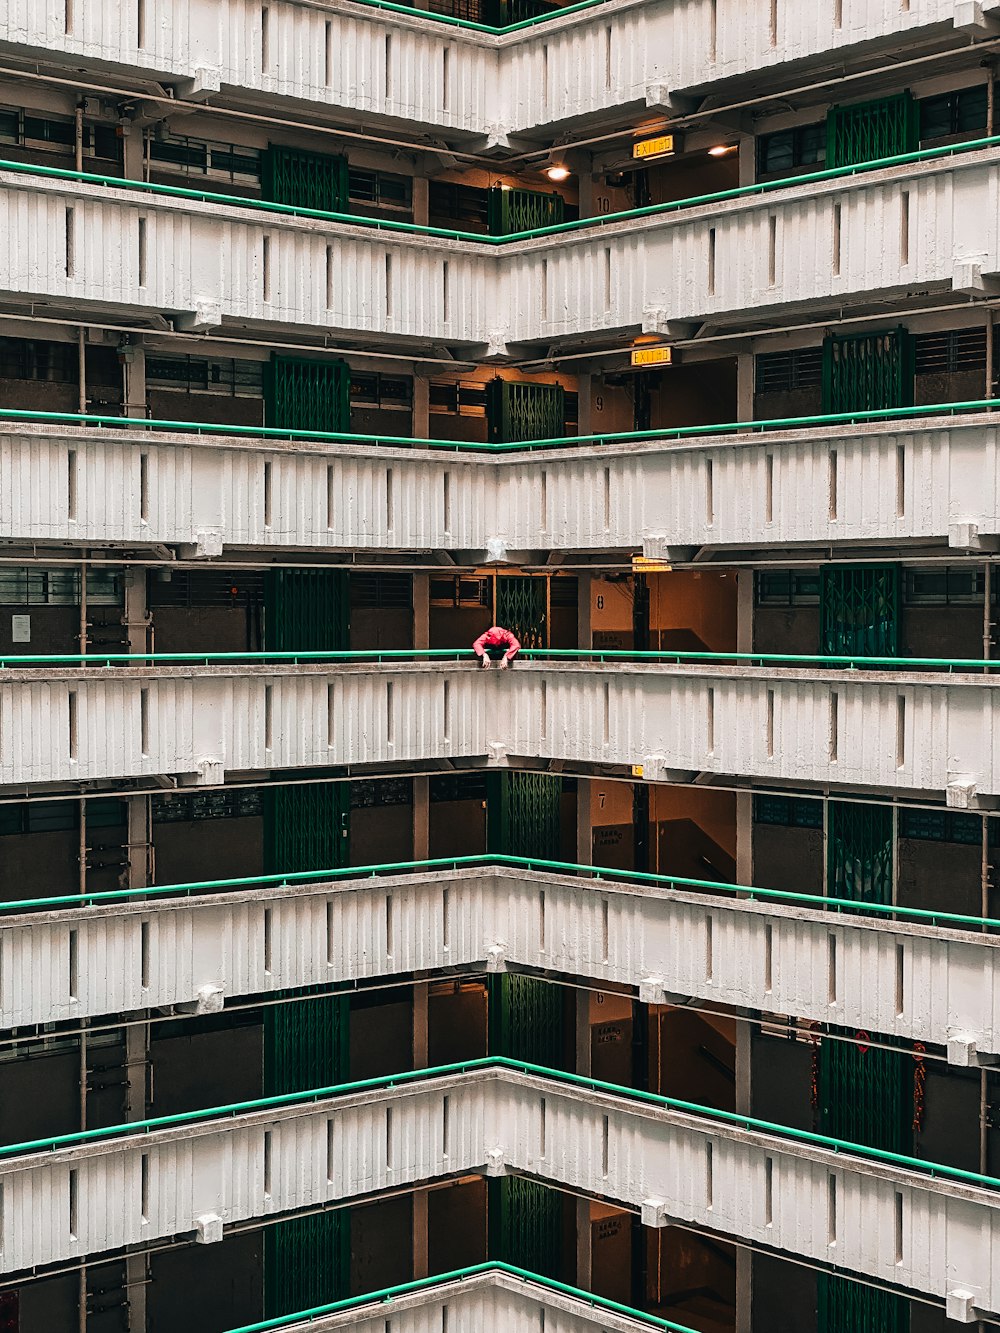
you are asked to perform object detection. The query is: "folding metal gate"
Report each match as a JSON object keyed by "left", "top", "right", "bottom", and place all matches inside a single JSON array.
[
  {"left": 262, "top": 563, "right": 351, "bottom": 1313},
  {"left": 486, "top": 566, "right": 566, "bottom": 1274},
  {"left": 262, "top": 145, "right": 349, "bottom": 212},
  {"left": 818, "top": 799, "right": 908, "bottom": 1328},
  {"left": 827, "top": 801, "right": 894, "bottom": 907},
  {"left": 487, "top": 185, "right": 565, "bottom": 235},
  {"left": 818, "top": 1274, "right": 908, "bottom": 1333},
  {"left": 826, "top": 92, "right": 919, "bottom": 169},
  {"left": 495, "top": 574, "right": 548, "bottom": 649},
  {"left": 821, "top": 329, "right": 915, "bottom": 416},
  {"left": 820, "top": 565, "right": 900, "bottom": 658},
  {"left": 264, "top": 355, "right": 351, "bottom": 435},
  {"left": 488, "top": 1175, "right": 564, "bottom": 1281},
  {"left": 486, "top": 379, "right": 566, "bottom": 444}
]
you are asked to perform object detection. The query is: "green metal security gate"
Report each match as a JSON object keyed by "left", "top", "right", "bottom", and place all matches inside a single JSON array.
[
  {"left": 262, "top": 145, "right": 349, "bottom": 212},
  {"left": 826, "top": 92, "right": 919, "bottom": 169},
  {"left": 821, "top": 329, "right": 915, "bottom": 416},
  {"left": 488, "top": 1174, "right": 563, "bottom": 1280},
  {"left": 821, "top": 565, "right": 899, "bottom": 658},
  {"left": 827, "top": 802, "right": 893, "bottom": 908},
  {"left": 818, "top": 798, "right": 908, "bottom": 1329},
  {"left": 485, "top": 574, "right": 566, "bottom": 1277},
  {"left": 486, "top": 379, "right": 566, "bottom": 444},
  {"left": 265, "top": 568, "right": 350, "bottom": 654},
  {"left": 487, "top": 185, "right": 565, "bottom": 235},
  {"left": 262, "top": 565, "right": 351, "bottom": 1312},
  {"left": 496, "top": 575, "right": 548, "bottom": 649},
  {"left": 818, "top": 1275, "right": 908, "bottom": 1333},
  {"left": 264, "top": 355, "right": 351, "bottom": 435}
]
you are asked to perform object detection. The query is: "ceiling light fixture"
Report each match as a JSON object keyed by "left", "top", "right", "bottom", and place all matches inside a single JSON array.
[
  {"left": 544, "top": 164, "right": 571, "bottom": 181},
  {"left": 708, "top": 144, "right": 738, "bottom": 158}
]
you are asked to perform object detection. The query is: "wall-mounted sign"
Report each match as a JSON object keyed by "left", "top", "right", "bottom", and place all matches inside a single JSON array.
[
  {"left": 631, "top": 764, "right": 644, "bottom": 778},
  {"left": 630, "top": 345, "right": 673, "bottom": 368},
  {"left": 631, "top": 556, "right": 672, "bottom": 574},
  {"left": 632, "top": 134, "right": 675, "bottom": 160}
]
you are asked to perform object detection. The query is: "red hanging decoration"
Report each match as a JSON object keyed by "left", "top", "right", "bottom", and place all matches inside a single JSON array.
[
  {"left": 809, "top": 1032, "right": 821, "bottom": 1111},
  {"left": 913, "top": 1041, "right": 927, "bottom": 1133}
]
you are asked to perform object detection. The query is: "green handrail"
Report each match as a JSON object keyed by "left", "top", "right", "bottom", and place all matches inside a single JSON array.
[
  {"left": 2, "top": 130, "right": 998, "bottom": 246},
  {"left": 2, "top": 1055, "right": 998, "bottom": 1194},
  {"left": 0, "top": 645, "right": 996, "bottom": 670},
  {"left": 225, "top": 1261, "right": 700, "bottom": 1333},
  {"left": 284, "top": 0, "right": 623, "bottom": 38},
  {"left": 0, "top": 852, "right": 994, "bottom": 932},
  {"left": 0, "top": 396, "right": 996, "bottom": 454}
]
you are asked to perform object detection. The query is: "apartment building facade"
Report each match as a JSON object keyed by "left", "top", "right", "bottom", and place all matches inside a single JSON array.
[{"left": 0, "top": 0, "right": 999, "bottom": 1330}]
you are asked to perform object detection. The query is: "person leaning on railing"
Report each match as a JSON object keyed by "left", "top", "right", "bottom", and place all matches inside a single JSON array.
[{"left": 472, "top": 626, "right": 521, "bottom": 669}]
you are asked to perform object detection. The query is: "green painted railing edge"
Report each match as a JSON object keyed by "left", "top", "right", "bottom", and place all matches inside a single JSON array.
[
  {"left": 0, "top": 646, "right": 997, "bottom": 670},
  {"left": 301, "top": 0, "right": 622, "bottom": 38},
  {"left": 2, "top": 130, "right": 999, "bottom": 245},
  {"left": 0, "top": 396, "right": 996, "bottom": 454},
  {"left": 2, "top": 1055, "right": 997, "bottom": 1195},
  {"left": 1, "top": 852, "right": 994, "bottom": 932},
  {"left": 224, "top": 1261, "right": 699, "bottom": 1333}
]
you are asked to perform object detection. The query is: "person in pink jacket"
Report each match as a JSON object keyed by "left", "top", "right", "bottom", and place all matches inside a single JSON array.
[{"left": 472, "top": 625, "right": 521, "bottom": 669}]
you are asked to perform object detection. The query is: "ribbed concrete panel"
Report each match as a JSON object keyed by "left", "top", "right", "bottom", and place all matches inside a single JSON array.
[
  {"left": 272, "top": 1272, "right": 665, "bottom": 1333},
  {"left": 0, "top": 1076, "right": 490, "bottom": 1273},
  {"left": 3, "top": 152, "right": 998, "bottom": 349},
  {"left": 4, "top": 867, "right": 1000, "bottom": 1060},
  {"left": 2, "top": 414, "right": 995, "bottom": 554},
  {"left": 0, "top": 0, "right": 963, "bottom": 139},
  {"left": 0, "top": 662, "right": 996, "bottom": 799},
  {"left": 2, "top": 1068, "right": 998, "bottom": 1315}
]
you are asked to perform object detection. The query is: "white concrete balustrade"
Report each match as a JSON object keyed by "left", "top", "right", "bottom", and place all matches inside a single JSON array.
[
  {"left": 1, "top": 148, "right": 997, "bottom": 349},
  {"left": 1, "top": 1065, "right": 997, "bottom": 1320},
  {"left": 253, "top": 1269, "right": 659, "bottom": 1333},
  {"left": 0, "top": 659, "right": 996, "bottom": 802},
  {"left": 0, "top": 0, "right": 973, "bottom": 140},
  {"left": 4, "top": 865, "right": 999, "bottom": 1064},
  {"left": 1, "top": 410, "right": 996, "bottom": 555}
]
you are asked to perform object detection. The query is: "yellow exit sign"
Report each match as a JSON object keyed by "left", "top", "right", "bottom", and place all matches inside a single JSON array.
[
  {"left": 632, "top": 556, "right": 672, "bottom": 573},
  {"left": 633, "top": 134, "right": 675, "bottom": 160},
  {"left": 630, "top": 345, "right": 673, "bottom": 368}
]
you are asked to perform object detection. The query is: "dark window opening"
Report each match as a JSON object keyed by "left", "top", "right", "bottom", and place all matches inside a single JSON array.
[
  {"left": 754, "top": 571, "right": 822, "bottom": 607},
  {"left": 756, "top": 122, "right": 827, "bottom": 180},
  {"left": 753, "top": 794, "right": 824, "bottom": 829},
  {"left": 754, "top": 348, "right": 824, "bottom": 395},
  {"left": 152, "top": 790, "right": 264, "bottom": 823}
]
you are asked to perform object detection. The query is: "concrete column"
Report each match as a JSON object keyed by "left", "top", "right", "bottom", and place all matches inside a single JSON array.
[
  {"left": 413, "top": 573, "right": 430, "bottom": 650},
  {"left": 412, "top": 176, "right": 430, "bottom": 227},
  {"left": 412, "top": 983, "right": 430, "bottom": 1278},
  {"left": 124, "top": 565, "right": 150, "bottom": 656},
  {"left": 737, "top": 136, "right": 756, "bottom": 188},
  {"left": 412, "top": 375, "right": 431, "bottom": 442},
  {"left": 735, "top": 352, "right": 754, "bottom": 422},
  {"left": 574, "top": 988, "right": 592, "bottom": 1288},
  {"left": 735, "top": 569, "right": 753, "bottom": 885},
  {"left": 576, "top": 372, "right": 592, "bottom": 438},
  {"left": 577, "top": 575, "right": 594, "bottom": 869},
  {"left": 123, "top": 558, "right": 151, "bottom": 1330},
  {"left": 577, "top": 572, "right": 592, "bottom": 650},
  {"left": 121, "top": 121, "right": 145, "bottom": 181},
  {"left": 121, "top": 341, "right": 147, "bottom": 419},
  {"left": 575, "top": 168, "right": 596, "bottom": 221},
  {"left": 412, "top": 572, "right": 431, "bottom": 865},
  {"left": 735, "top": 1245, "right": 753, "bottom": 1333},
  {"left": 413, "top": 776, "right": 430, "bottom": 861}
]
